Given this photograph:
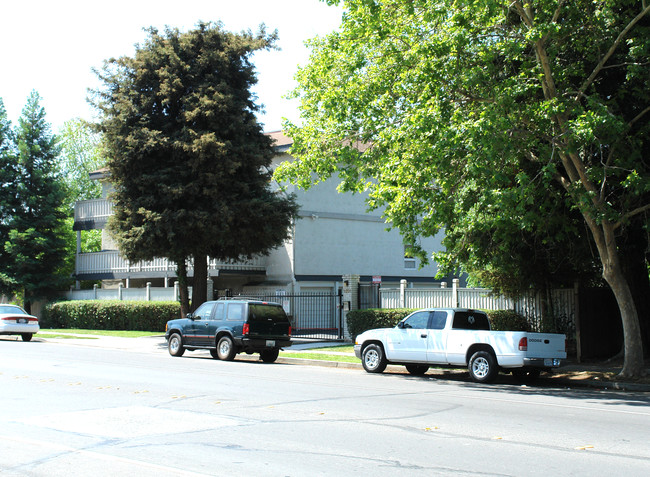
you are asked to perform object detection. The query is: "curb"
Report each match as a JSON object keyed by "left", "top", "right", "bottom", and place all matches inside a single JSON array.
[
  {"left": 277, "top": 356, "right": 650, "bottom": 391},
  {"left": 35, "top": 335, "right": 650, "bottom": 392}
]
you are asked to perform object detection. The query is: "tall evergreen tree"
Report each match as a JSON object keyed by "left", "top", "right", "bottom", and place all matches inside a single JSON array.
[
  {"left": 0, "top": 98, "right": 19, "bottom": 295},
  {"left": 92, "top": 22, "right": 298, "bottom": 314},
  {"left": 3, "top": 91, "right": 68, "bottom": 311}
]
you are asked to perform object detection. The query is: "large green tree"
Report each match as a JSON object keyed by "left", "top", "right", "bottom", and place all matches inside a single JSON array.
[
  {"left": 276, "top": 1, "right": 650, "bottom": 377},
  {"left": 92, "top": 22, "right": 298, "bottom": 315},
  {"left": 0, "top": 99, "right": 19, "bottom": 294},
  {"left": 2, "top": 91, "right": 68, "bottom": 311},
  {"left": 58, "top": 118, "right": 104, "bottom": 210}
]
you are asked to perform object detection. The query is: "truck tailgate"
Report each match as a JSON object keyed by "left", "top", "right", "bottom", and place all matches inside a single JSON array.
[{"left": 525, "top": 333, "right": 566, "bottom": 358}]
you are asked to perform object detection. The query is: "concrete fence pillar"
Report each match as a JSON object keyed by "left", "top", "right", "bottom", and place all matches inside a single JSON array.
[
  {"left": 174, "top": 281, "right": 179, "bottom": 302},
  {"left": 118, "top": 283, "right": 124, "bottom": 301},
  {"left": 452, "top": 278, "right": 460, "bottom": 308},
  {"left": 341, "top": 274, "right": 360, "bottom": 341},
  {"left": 93, "top": 284, "right": 98, "bottom": 300},
  {"left": 207, "top": 278, "right": 214, "bottom": 301},
  {"left": 146, "top": 282, "right": 151, "bottom": 301}
]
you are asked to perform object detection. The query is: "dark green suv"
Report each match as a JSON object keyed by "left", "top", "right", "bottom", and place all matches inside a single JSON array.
[{"left": 165, "top": 298, "right": 292, "bottom": 363}]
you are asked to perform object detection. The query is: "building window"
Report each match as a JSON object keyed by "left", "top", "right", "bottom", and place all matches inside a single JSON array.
[{"left": 404, "top": 245, "right": 416, "bottom": 269}]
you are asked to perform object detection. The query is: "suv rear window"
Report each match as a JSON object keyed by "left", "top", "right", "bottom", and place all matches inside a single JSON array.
[{"left": 248, "top": 304, "right": 289, "bottom": 323}]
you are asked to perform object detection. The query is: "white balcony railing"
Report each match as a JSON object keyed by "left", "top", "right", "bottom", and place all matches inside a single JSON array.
[
  {"left": 74, "top": 198, "right": 114, "bottom": 222},
  {"left": 76, "top": 250, "right": 267, "bottom": 276},
  {"left": 74, "top": 199, "right": 268, "bottom": 276}
]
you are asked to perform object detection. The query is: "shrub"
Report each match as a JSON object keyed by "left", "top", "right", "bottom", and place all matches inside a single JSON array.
[
  {"left": 487, "top": 310, "right": 530, "bottom": 331},
  {"left": 41, "top": 300, "right": 181, "bottom": 332},
  {"left": 347, "top": 308, "right": 416, "bottom": 340}
]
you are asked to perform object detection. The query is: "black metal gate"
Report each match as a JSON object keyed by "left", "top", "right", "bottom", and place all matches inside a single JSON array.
[
  {"left": 359, "top": 283, "right": 380, "bottom": 309},
  {"left": 227, "top": 291, "right": 343, "bottom": 340}
]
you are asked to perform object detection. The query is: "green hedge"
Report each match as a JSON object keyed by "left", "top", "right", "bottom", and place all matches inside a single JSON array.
[
  {"left": 346, "top": 308, "right": 416, "bottom": 340},
  {"left": 41, "top": 300, "right": 181, "bottom": 332},
  {"left": 347, "top": 308, "right": 530, "bottom": 340},
  {"left": 487, "top": 310, "right": 530, "bottom": 331}
]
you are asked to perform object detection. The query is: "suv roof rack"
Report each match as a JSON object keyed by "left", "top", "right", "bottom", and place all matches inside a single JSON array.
[{"left": 217, "top": 296, "right": 265, "bottom": 301}]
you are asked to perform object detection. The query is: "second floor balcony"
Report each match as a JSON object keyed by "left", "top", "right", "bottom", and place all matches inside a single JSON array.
[
  {"left": 75, "top": 250, "right": 267, "bottom": 280},
  {"left": 73, "top": 198, "right": 270, "bottom": 280},
  {"left": 74, "top": 198, "right": 114, "bottom": 230}
]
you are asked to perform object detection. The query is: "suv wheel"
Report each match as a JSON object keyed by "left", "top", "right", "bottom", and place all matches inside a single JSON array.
[
  {"left": 217, "top": 336, "right": 237, "bottom": 361},
  {"left": 260, "top": 349, "right": 279, "bottom": 363},
  {"left": 168, "top": 333, "right": 185, "bottom": 357}
]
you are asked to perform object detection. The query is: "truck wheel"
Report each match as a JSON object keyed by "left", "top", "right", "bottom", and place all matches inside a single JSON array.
[
  {"left": 362, "top": 343, "right": 387, "bottom": 373},
  {"left": 512, "top": 368, "right": 541, "bottom": 383},
  {"left": 209, "top": 349, "right": 219, "bottom": 359},
  {"left": 468, "top": 351, "right": 498, "bottom": 383},
  {"left": 260, "top": 349, "right": 280, "bottom": 363},
  {"left": 217, "top": 336, "right": 237, "bottom": 361},
  {"left": 405, "top": 364, "right": 429, "bottom": 376},
  {"left": 168, "top": 333, "right": 185, "bottom": 357},
  {"left": 21, "top": 333, "right": 33, "bottom": 342}
]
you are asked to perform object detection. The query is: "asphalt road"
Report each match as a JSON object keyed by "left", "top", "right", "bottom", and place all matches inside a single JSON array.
[{"left": 1, "top": 337, "right": 649, "bottom": 476}]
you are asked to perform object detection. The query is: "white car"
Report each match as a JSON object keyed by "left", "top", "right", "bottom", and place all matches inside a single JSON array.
[{"left": 0, "top": 305, "right": 40, "bottom": 341}]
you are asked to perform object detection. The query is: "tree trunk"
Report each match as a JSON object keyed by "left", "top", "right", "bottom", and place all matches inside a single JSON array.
[
  {"left": 191, "top": 254, "right": 208, "bottom": 312},
  {"left": 603, "top": 266, "right": 645, "bottom": 377},
  {"left": 592, "top": 222, "right": 646, "bottom": 377},
  {"left": 619, "top": 222, "right": 650, "bottom": 355},
  {"left": 176, "top": 258, "right": 190, "bottom": 317},
  {"left": 526, "top": 5, "right": 647, "bottom": 377}
]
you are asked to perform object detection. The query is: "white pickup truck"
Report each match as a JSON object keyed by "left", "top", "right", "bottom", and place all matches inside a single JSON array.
[{"left": 353, "top": 308, "right": 566, "bottom": 383}]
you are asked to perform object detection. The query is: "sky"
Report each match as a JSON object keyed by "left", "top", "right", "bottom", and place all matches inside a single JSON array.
[{"left": 0, "top": 0, "right": 342, "bottom": 134}]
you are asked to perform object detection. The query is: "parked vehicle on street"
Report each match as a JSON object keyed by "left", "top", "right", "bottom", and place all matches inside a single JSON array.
[
  {"left": 0, "top": 305, "right": 40, "bottom": 342},
  {"left": 354, "top": 308, "right": 566, "bottom": 383},
  {"left": 165, "top": 298, "right": 292, "bottom": 362}
]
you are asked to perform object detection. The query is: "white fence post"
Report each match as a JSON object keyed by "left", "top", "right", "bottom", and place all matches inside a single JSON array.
[
  {"left": 118, "top": 283, "right": 123, "bottom": 300},
  {"left": 93, "top": 284, "right": 98, "bottom": 300},
  {"left": 174, "top": 281, "right": 179, "bottom": 302},
  {"left": 146, "top": 282, "right": 151, "bottom": 301},
  {"left": 400, "top": 279, "right": 407, "bottom": 308},
  {"left": 452, "top": 278, "right": 459, "bottom": 307}
]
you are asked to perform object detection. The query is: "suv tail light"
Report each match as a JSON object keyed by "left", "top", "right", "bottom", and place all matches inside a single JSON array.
[
  {"left": 243, "top": 323, "right": 249, "bottom": 336},
  {"left": 288, "top": 325, "right": 292, "bottom": 337},
  {"left": 518, "top": 337, "right": 528, "bottom": 351}
]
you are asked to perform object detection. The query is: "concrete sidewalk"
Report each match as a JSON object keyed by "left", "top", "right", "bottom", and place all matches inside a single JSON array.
[{"left": 32, "top": 333, "right": 650, "bottom": 392}]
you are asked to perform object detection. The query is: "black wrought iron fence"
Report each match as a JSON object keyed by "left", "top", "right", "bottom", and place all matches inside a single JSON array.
[{"left": 225, "top": 291, "right": 343, "bottom": 340}]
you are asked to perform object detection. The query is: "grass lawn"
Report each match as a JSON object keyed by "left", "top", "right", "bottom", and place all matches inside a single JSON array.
[
  {"left": 40, "top": 329, "right": 163, "bottom": 338},
  {"left": 37, "top": 330, "right": 360, "bottom": 364},
  {"left": 279, "top": 352, "right": 359, "bottom": 363},
  {"left": 306, "top": 345, "right": 354, "bottom": 353}
]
